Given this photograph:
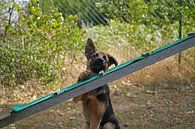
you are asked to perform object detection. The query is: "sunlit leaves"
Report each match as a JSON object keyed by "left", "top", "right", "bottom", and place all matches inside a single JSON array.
[
  {"left": 0, "top": 0, "right": 194, "bottom": 86},
  {"left": 0, "top": 1, "right": 84, "bottom": 86}
]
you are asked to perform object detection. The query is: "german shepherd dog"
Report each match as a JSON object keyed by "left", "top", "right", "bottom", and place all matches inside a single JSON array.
[{"left": 73, "top": 38, "right": 120, "bottom": 129}]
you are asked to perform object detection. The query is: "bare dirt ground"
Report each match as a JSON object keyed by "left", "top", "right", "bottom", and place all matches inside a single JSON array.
[{"left": 1, "top": 57, "right": 195, "bottom": 129}]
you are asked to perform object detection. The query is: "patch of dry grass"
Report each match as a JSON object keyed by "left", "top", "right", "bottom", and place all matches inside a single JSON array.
[{"left": 1, "top": 45, "right": 194, "bottom": 129}]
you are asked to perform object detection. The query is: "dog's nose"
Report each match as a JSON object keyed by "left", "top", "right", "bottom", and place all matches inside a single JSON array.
[{"left": 96, "top": 58, "right": 103, "bottom": 64}]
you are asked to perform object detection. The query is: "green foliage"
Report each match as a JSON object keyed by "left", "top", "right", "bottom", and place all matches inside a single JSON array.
[
  {"left": 0, "top": 0, "right": 194, "bottom": 87},
  {"left": 96, "top": 0, "right": 195, "bottom": 36},
  {"left": 96, "top": 0, "right": 147, "bottom": 24},
  {"left": 39, "top": 0, "right": 109, "bottom": 26},
  {"left": 0, "top": 1, "right": 84, "bottom": 86}
]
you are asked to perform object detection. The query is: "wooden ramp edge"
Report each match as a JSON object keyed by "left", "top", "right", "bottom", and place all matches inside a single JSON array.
[{"left": 0, "top": 34, "right": 195, "bottom": 128}]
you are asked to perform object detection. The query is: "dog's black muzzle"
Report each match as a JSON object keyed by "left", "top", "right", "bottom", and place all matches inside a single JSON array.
[{"left": 90, "top": 58, "right": 106, "bottom": 73}]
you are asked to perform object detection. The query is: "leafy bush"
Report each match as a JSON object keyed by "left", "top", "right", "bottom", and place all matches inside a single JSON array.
[
  {"left": 0, "top": 1, "right": 84, "bottom": 86},
  {"left": 0, "top": 1, "right": 194, "bottom": 87}
]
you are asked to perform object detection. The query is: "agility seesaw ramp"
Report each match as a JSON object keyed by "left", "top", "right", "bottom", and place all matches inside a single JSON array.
[{"left": 0, "top": 33, "right": 195, "bottom": 128}]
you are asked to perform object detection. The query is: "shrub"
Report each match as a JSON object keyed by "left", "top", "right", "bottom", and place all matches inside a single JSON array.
[{"left": 0, "top": 2, "right": 84, "bottom": 86}]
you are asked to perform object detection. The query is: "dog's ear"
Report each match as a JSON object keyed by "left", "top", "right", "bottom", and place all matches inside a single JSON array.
[
  {"left": 107, "top": 54, "right": 118, "bottom": 67},
  {"left": 85, "top": 38, "right": 96, "bottom": 59}
]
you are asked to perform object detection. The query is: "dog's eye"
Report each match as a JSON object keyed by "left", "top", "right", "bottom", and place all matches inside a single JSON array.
[
  {"left": 103, "top": 55, "right": 107, "bottom": 60},
  {"left": 93, "top": 53, "right": 98, "bottom": 57}
]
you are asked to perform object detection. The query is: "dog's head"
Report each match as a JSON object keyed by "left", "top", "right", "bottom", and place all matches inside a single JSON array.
[{"left": 85, "top": 38, "right": 118, "bottom": 74}]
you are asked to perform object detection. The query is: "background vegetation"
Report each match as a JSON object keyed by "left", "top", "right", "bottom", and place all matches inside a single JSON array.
[{"left": 0, "top": 0, "right": 194, "bottom": 86}]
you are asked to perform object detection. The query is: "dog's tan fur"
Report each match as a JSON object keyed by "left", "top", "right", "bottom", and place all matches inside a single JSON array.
[{"left": 73, "top": 38, "right": 120, "bottom": 129}]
